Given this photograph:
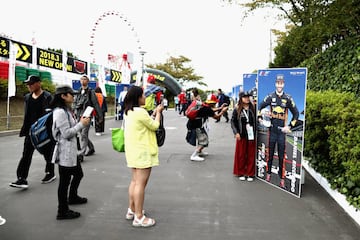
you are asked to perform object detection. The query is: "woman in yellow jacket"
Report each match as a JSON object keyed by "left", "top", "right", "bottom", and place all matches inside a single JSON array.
[{"left": 123, "top": 86, "right": 164, "bottom": 228}]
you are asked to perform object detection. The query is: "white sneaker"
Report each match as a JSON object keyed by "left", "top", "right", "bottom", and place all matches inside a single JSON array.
[
  {"left": 95, "top": 133, "right": 101, "bottom": 136},
  {"left": 239, "top": 176, "right": 246, "bottom": 181},
  {"left": 198, "top": 151, "right": 208, "bottom": 157},
  {"left": 0, "top": 216, "right": 6, "bottom": 225},
  {"left": 247, "top": 177, "right": 254, "bottom": 182},
  {"left": 190, "top": 155, "right": 204, "bottom": 161}
]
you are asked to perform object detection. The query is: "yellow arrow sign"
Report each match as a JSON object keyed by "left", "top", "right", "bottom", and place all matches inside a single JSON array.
[
  {"left": 21, "top": 45, "right": 31, "bottom": 61},
  {"left": 111, "top": 70, "right": 122, "bottom": 82},
  {"left": 14, "top": 43, "right": 31, "bottom": 62},
  {"left": 15, "top": 43, "right": 22, "bottom": 59}
]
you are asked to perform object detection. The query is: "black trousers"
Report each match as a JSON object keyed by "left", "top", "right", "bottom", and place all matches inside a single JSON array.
[
  {"left": 95, "top": 113, "right": 105, "bottom": 133},
  {"left": 267, "top": 128, "right": 286, "bottom": 179},
  {"left": 57, "top": 162, "right": 84, "bottom": 213},
  {"left": 16, "top": 135, "right": 54, "bottom": 180}
]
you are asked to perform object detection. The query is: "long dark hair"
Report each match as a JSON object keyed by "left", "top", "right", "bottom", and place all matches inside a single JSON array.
[
  {"left": 124, "top": 86, "right": 143, "bottom": 115},
  {"left": 236, "top": 97, "right": 255, "bottom": 118},
  {"left": 49, "top": 94, "right": 67, "bottom": 110}
]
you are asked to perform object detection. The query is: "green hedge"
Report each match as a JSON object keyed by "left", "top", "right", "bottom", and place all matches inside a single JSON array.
[
  {"left": 304, "top": 90, "right": 360, "bottom": 209},
  {"left": 303, "top": 36, "right": 360, "bottom": 97}
]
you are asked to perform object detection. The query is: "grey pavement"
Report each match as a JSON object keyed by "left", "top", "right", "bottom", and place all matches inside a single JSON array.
[{"left": 0, "top": 109, "right": 359, "bottom": 240}]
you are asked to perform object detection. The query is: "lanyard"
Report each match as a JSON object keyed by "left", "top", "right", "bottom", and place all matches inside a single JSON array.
[{"left": 242, "top": 109, "right": 250, "bottom": 123}]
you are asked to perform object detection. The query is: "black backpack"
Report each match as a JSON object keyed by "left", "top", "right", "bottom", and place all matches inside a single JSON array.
[{"left": 224, "top": 95, "right": 230, "bottom": 105}]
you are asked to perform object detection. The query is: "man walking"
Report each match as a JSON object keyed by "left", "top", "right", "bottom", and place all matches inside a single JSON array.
[
  {"left": 74, "top": 75, "right": 103, "bottom": 161},
  {"left": 178, "top": 89, "right": 187, "bottom": 116},
  {"left": 10, "top": 75, "right": 55, "bottom": 189}
]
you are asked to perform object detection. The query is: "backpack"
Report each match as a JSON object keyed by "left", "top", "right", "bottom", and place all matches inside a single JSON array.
[
  {"left": 29, "top": 111, "right": 55, "bottom": 155},
  {"left": 30, "top": 108, "right": 70, "bottom": 155},
  {"left": 224, "top": 95, "right": 230, "bottom": 105},
  {"left": 185, "top": 100, "right": 204, "bottom": 120}
]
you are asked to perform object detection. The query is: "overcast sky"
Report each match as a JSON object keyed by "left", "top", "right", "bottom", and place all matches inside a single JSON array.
[{"left": 1, "top": 0, "right": 285, "bottom": 93}]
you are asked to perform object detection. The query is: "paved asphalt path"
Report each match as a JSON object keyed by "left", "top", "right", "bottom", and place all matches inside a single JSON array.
[{"left": 0, "top": 109, "right": 359, "bottom": 240}]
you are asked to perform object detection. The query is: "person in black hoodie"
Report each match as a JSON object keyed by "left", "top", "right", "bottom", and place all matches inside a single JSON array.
[{"left": 10, "top": 75, "right": 55, "bottom": 189}]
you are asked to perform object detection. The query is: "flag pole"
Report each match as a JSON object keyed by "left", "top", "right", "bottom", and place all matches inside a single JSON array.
[{"left": 7, "top": 41, "right": 17, "bottom": 129}]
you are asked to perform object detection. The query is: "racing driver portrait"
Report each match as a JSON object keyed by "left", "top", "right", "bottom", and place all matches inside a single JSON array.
[{"left": 258, "top": 74, "right": 299, "bottom": 189}]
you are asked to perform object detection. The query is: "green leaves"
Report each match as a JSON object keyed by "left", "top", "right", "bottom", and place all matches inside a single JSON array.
[
  {"left": 305, "top": 90, "right": 360, "bottom": 210},
  {"left": 146, "top": 55, "right": 205, "bottom": 87}
]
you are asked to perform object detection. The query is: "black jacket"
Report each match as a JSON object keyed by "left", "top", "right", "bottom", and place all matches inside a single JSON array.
[{"left": 19, "top": 91, "right": 53, "bottom": 137}]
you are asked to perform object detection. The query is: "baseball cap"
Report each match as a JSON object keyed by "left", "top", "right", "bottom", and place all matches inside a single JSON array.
[
  {"left": 276, "top": 74, "right": 285, "bottom": 82},
  {"left": 239, "top": 91, "right": 251, "bottom": 98},
  {"left": 24, "top": 75, "right": 41, "bottom": 84}
]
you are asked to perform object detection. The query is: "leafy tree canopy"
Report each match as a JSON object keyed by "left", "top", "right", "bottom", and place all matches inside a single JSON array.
[
  {"left": 223, "top": 0, "right": 360, "bottom": 67},
  {"left": 146, "top": 55, "right": 206, "bottom": 87}
]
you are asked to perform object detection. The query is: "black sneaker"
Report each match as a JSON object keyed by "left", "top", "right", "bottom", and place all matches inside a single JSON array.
[
  {"left": 9, "top": 179, "right": 28, "bottom": 189},
  {"left": 41, "top": 174, "right": 56, "bottom": 184},
  {"left": 56, "top": 210, "right": 81, "bottom": 220},
  {"left": 68, "top": 196, "right": 88, "bottom": 205}
]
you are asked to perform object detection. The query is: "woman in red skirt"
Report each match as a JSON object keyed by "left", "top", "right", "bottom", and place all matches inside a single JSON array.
[{"left": 230, "top": 91, "right": 256, "bottom": 181}]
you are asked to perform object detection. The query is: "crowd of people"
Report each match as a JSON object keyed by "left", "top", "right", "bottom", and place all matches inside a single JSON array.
[{"left": 7, "top": 74, "right": 296, "bottom": 228}]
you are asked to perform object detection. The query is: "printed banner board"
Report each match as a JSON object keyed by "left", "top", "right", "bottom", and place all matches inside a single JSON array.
[
  {"left": 232, "top": 85, "right": 241, "bottom": 103},
  {"left": 243, "top": 73, "right": 257, "bottom": 92},
  {"left": 0, "top": 37, "right": 33, "bottom": 63},
  {"left": 256, "top": 68, "right": 307, "bottom": 197},
  {"left": 72, "top": 80, "right": 97, "bottom": 91},
  {"left": 243, "top": 73, "right": 258, "bottom": 104}
]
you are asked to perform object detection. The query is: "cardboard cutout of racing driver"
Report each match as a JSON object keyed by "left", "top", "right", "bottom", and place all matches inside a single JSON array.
[{"left": 256, "top": 68, "right": 307, "bottom": 197}]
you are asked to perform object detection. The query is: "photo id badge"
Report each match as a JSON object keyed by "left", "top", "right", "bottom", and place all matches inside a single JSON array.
[{"left": 246, "top": 123, "right": 254, "bottom": 140}]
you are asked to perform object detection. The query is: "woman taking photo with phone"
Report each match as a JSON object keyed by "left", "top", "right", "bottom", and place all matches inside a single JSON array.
[{"left": 123, "top": 86, "right": 164, "bottom": 228}]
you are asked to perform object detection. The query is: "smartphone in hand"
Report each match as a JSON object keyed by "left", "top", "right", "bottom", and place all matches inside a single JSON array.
[{"left": 82, "top": 106, "right": 94, "bottom": 117}]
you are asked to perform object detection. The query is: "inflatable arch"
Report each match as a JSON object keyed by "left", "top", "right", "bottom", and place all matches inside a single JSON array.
[{"left": 130, "top": 68, "right": 182, "bottom": 95}]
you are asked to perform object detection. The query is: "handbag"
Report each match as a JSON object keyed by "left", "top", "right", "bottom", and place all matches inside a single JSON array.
[
  {"left": 186, "top": 128, "right": 196, "bottom": 146},
  {"left": 112, "top": 121, "right": 125, "bottom": 152},
  {"left": 156, "top": 113, "right": 166, "bottom": 147}
]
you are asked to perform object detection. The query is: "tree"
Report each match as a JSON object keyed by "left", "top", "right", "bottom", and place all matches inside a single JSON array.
[
  {"left": 222, "top": 0, "right": 332, "bottom": 26},
  {"left": 223, "top": 0, "right": 360, "bottom": 67},
  {"left": 146, "top": 55, "right": 206, "bottom": 87}
]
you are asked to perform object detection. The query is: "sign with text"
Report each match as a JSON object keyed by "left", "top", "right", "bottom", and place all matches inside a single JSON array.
[
  {"left": 0, "top": 37, "right": 33, "bottom": 63},
  {"left": 67, "top": 57, "right": 87, "bottom": 75},
  {"left": 37, "top": 48, "right": 88, "bottom": 74},
  {"left": 37, "top": 48, "right": 63, "bottom": 70}
]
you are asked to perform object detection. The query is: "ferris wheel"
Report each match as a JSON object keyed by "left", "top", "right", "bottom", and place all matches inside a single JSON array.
[{"left": 89, "top": 10, "right": 143, "bottom": 64}]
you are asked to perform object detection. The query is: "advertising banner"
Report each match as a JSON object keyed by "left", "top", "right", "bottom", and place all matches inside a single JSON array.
[
  {"left": 243, "top": 73, "right": 258, "bottom": 104},
  {"left": 243, "top": 73, "right": 257, "bottom": 92},
  {"left": 256, "top": 68, "right": 307, "bottom": 197},
  {"left": 0, "top": 37, "right": 32, "bottom": 63}
]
